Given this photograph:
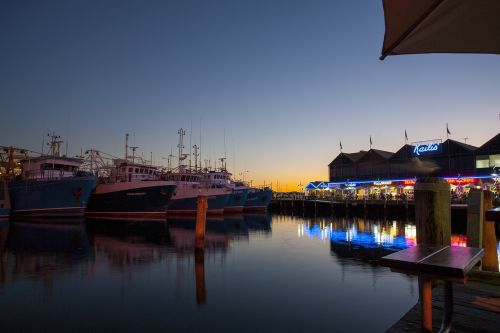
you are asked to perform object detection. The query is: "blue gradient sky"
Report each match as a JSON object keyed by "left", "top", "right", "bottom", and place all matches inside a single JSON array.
[{"left": 1, "top": 1, "right": 499, "bottom": 190}]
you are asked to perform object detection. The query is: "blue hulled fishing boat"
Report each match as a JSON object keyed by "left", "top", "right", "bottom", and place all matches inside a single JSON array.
[
  {"left": 244, "top": 187, "right": 272, "bottom": 212},
  {"left": 7, "top": 134, "right": 96, "bottom": 218},
  {"left": 0, "top": 181, "right": 10, "bottom": 220}
]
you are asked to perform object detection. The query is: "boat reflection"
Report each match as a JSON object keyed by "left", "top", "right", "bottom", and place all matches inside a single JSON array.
[{"left": 0, "top": 220, "right": 91, "bottom": 295}]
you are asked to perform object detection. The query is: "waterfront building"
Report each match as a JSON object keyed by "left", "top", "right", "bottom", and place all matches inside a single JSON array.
[{"left": 306, "top": 133, "right": 500, "bottom": 201}]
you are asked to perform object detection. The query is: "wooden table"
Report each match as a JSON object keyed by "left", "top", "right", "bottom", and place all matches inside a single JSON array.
[{"left": 381, "top": 245, "right": 484, "bottom": 333}]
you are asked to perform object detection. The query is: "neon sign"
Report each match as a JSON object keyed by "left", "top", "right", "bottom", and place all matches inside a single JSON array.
[
  {"left": 412, "top": 143, "right": 442, "bottom": 156},
  {"left": 445, "top": 178, "right": 476, "bottom": 185},
  {"left": 403, "top": 180, "right": 416, "bottom": 186},
  {"left": 373, "top": 181, "right": 392, "bottom": 186}
]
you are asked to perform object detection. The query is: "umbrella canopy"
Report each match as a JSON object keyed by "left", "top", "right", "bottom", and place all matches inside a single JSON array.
[{"left": 380, "top": 0, "right": 500, "bottom": 60}]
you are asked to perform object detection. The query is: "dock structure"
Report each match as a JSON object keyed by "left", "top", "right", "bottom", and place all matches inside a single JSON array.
[
  {"left": 386, "top": 280, "right": 500, "bottom": 333},
  {"left": 271, "top": 196, "right": 469, "bottom": 221}
]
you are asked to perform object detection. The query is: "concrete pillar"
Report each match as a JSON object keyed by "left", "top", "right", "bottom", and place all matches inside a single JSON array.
[{"left": 414, "top": 177, "right": 451, "bottom": 246}]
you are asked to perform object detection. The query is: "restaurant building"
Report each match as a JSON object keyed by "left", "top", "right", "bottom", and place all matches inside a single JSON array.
[{"left": 306, "top": 134, "right": 500, "bottom": 200}]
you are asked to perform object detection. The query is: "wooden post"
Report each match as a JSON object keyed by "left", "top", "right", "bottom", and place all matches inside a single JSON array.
[
  {"left": 467, "top": 189, "right": 484, "bottom": 247},
  {"left": 414, "top": 177, "right": 451, "bottom": 246},
  {"left": 195, "top": 195, "right": 208, "bottom": 250},
  {"left": 482, "top": 190, "right": 499, "bottom": 272},
  {"left": 418, "top": 275, "right": 433, "bottom": 333}
]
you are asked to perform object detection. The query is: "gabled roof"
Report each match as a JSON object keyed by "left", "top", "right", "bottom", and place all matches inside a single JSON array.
[
  {"left": 390, "top": 144, "right": 413, "bottom": 161},
  {"left": 356, "top": 149, "right": 394, "bottom": 164},
  {"left": 443, "top": 139, "right": 478, "bottom": 155},
  {"left": 328, "top": 151, "right": 367, "bottom": 167},
  {"left": 449, "top": 140, "right": 477, "bottom": 151},
  {"left": 371, "top": 148, "right": 394, "bottom": 159},
  {"left": 477, "top": 133, "right": 500, "bottom": 154}
]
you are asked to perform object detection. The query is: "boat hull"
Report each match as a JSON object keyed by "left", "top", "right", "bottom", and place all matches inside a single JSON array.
[
  {"left": 8, "top": 176, "right": 96, "bottom": 218},
  {"left": 244, "top": 188, "right": 273, "bottom": 212},
  {"left": 224, "top": 188, "right": 249, "bottom": 214},
  {"left": 86, "top": 182, "right": 176, "bottom": 221},
  {"left": 167, "top": 193, "right": 231, "bottom": 216}
]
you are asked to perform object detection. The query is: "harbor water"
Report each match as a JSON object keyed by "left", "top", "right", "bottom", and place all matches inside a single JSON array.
[{"left": 0, "top": 215, "right": 490, "bottom": 333}]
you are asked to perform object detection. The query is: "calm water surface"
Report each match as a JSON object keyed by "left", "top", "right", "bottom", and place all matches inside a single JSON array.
[{"left": 0, "top": 215, "right": 456, "bottom": 332}]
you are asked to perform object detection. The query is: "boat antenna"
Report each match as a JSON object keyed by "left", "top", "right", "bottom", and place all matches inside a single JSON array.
[
  {"left": 193, "top": 144, "right": 199, "bottom": 173},
  {"left": 177, "top": 128, "right": 188, "bottom": 170},
  {"left": 47, "top": 132, "right": 63, "bottom": 157},
  {"left": 223, "top": 128, "right": 227, "bottom": 171},
  {"left": 189, "top": 115, "right": 193, "bottom": 171},
  {"left": 199, "top": 116, "right": 202, "bottom": 172},
  {"left": 130, "top": 146, "right": 139, "bottom": 164},
  {"left": 125, "top": 133, "right": 129, "bottom": 160}
]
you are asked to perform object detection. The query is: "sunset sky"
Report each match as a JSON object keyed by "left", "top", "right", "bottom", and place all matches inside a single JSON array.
[{"left": 1, "top": 1, "right": 499, "bottom": 191}]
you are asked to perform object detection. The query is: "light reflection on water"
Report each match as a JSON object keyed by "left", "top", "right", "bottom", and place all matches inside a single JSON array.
[{"left": 0, "top": 215, "right": 494, "bottom": 332}]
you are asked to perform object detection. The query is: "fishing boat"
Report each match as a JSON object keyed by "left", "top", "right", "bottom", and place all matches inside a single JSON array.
[
  {"left": 164, "top": 129, "right": 231, "bottom": 216},
  {"left": 85, "top": 134, "right": 176, "bottom": 221},
  {"left": 6, "top": 134, "right": 96, "bottom": 218},
  {"left": 0, "top": 181, "right": 10, "bottom": 220},
  {"left": 244, "top": 187, "right": 273, "bottom": 212},
  {"left": 198, "top": 168, "right": 248, "bottom": 214}
]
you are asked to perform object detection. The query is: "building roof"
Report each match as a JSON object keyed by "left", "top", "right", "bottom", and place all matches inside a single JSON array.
[
  {"left": 477, "top": 132, "right": 500, "bottom": 154},
  {"left": 328, "top": 151, "right": 367, "bottom": 167}
]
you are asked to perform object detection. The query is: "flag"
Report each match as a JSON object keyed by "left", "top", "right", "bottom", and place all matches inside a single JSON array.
[
  {"left": 369, "top": 135, "right": 372, "bottom": 146},
  {"left": 446, "top": 123, "right": 451, "bottom": 135},
  {"left": 404, "top": 130, "right": 408, "bottom": 142},
  {"left": 340, "top": 141, "right": 343, "bottom": 150}
]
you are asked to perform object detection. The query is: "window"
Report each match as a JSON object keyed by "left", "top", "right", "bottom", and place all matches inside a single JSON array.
[
  {"left": 490, "top": 154, "right": 500, "bottom": 167},
  {"left": 476, "top": 158, "right": 489, "bottom": 169},
  {"left": 135, "top": 168, "right": 139, "bottom": 173},
  {"left": 129, "top": 168, "right": 133, "bottom": 172}
]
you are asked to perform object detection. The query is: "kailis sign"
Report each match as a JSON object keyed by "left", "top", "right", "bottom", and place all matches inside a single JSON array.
[{"left": 412, "top": 140, "right": 443, "bottom": 156}]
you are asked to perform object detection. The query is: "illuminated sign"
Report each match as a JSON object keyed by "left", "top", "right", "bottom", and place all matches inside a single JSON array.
[
  {"left": 373, "top": 181, "right": 392, "bottom": 186},
  {"left": 445, "top": 178, "right": 476, "bottom": 185},
  {"left": 403, "top": 180, "right": 416, "bottom": 186},
  {"left": 345, "top": 182, "right": 357, "bottom": 188},
  {"left": 412, "top": 142, "right": 442, "bottom": 156}
]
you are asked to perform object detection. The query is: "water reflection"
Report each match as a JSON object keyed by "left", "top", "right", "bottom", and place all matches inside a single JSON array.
[{"left": 0, "top": 214, "right": 482, "bottom": 333}]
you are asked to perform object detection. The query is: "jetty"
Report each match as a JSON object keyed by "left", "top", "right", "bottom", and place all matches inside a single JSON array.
[{"left": 387, "top": 277, "right": 500, "bottom": 333}]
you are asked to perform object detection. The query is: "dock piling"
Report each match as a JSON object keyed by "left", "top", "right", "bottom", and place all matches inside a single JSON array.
[
  {"left": 414, "top": 177, "right": 451, "bottom": 245},
  {"left": 195, "top": 195, "right": 208, "bottom": 250}
]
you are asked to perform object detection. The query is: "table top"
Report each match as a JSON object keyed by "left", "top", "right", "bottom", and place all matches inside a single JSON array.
[{"left": 380, "top": 245, "right": 484, "bottom": 280}]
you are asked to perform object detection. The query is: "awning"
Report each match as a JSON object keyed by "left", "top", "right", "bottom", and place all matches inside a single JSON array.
[{"left": 380, "top": 0, "right": 500, "bottom": 60}]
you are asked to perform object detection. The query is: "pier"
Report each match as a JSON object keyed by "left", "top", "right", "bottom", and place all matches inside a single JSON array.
[
  {"left": 387, "top": 278, "right": 500, "bottom": 333},
  {"left": 271, "top": 195, "right": 468, "bottom": 224}
]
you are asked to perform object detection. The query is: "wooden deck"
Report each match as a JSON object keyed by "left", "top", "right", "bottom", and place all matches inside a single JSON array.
[{"left": 387, "top": 279, "right": 500, "bottom": 333}]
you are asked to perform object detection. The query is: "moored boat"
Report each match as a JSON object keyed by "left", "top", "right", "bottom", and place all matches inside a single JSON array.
[
  {"left": 85, "top": 135, "right": 176, "bottom": 221},
  {"left": 5, "top": 134, "right": 96, "bottom": 219},
  {"left": 244, "top": 187, "right": 273, "bottom": 212},
  {"left": 164, "top": 129, "right": 231, "bottom": 216},
  {"left": 0, "top": 181, "right": 10, "bottom": 220}
]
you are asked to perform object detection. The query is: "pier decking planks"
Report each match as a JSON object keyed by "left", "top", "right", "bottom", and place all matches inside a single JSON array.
[{"left": 386, "top": 281, "right": 500, "bottom": 333}]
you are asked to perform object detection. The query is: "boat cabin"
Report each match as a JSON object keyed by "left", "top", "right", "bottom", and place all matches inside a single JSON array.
[
  {"left": 111, "top": 159, "right": 159, "bottom": 182},
  {"left": 22, "top": 156, "right": 82, "bottom": 180}
]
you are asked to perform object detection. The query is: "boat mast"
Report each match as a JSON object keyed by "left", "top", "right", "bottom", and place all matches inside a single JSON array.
[
  {"left": 177, "top": 128, "right": 188, "bottom": 172},
  {"left": 47, "top": 132, "right": 63, "bottom": 157},
  {"left": 125, "top": 133, "right": 129, "bottom": 161},
  {"left": 193, "top": 144, "right": 199, "bottom": 173}
]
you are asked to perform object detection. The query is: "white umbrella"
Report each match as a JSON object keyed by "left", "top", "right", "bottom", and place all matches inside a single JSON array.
[{"left": 380, "top": 0, "right": 500, "bottom": 60}]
